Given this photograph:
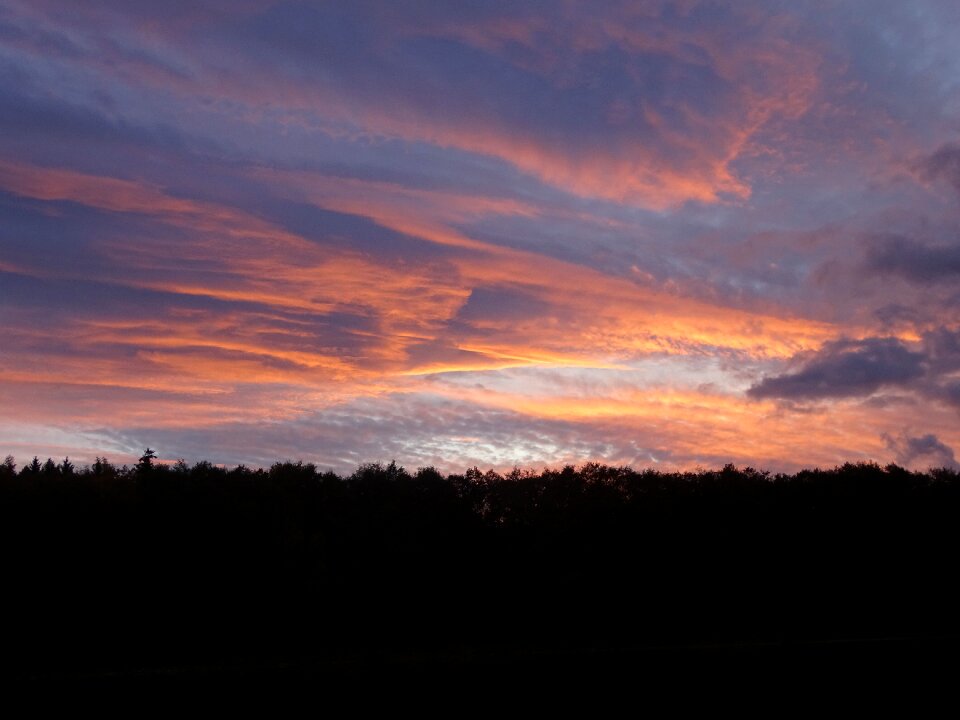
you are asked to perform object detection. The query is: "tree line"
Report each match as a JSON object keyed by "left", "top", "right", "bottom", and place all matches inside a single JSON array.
[{"left": 2, "top": 452, "right": 959, "bottom": 680}]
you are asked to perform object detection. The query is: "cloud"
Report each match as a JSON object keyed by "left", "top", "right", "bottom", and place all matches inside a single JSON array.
[
  {"left": 747, "top": 327, "right": 960, "bottom": 412},
  {"left": 922, "top": 327, "right": 960, "bottom": 372},
  {"left": 747, "top": 338, "right": 926, "bottom": 400},
  {"left": 917, "top": 143, "right": 960, "bottom": 198},
  {"left": 883, "top": 431, "right": 958, "bottom": 470},
  {"left": 866, "top": 234, "right": 960, "bottom": 283},
  {"left": 0, "top": 1, "right": 823, "bottom": 208},
  {"left": 5, "top": 1, "right": 960, "bottom": 472}
]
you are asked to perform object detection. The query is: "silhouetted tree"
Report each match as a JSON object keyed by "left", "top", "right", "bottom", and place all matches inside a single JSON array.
[
  {"left": 91, "top": 456, "right": 115, "bottom": 478},
  {"left": 1, "top": 454, "right": 959, "bottom": 679},
  {"left": 20, "top": 456, "right": 41, "bottom": 477},
  {"left": 137, "top": 448, "right": 157, "bottom": 473}
]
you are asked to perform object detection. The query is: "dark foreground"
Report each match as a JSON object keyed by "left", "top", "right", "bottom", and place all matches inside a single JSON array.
[
  {"left": 2, "top": 456, "right": 959, "bottom": 692},
  {"left": 13, "top": 637, "right": 960, "bottom": 709}
]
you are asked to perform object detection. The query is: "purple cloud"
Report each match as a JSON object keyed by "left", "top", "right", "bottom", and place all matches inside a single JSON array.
[
  {"left": 866, "top": 235, "right": 960, "bottom": 283},
  {"left": 918, "top": 143, "right": 960, "bottom": 198},
  {"left": 883, "top": 431, "right": 958, "bottom": 470},
  {"left": 748, "top": 338, "right": 926, "bottom": 400}
]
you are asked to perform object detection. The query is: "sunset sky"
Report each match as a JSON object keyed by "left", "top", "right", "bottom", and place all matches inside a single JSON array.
[{"left": 2, "top": 1, "right": 960, "bottom": 472}]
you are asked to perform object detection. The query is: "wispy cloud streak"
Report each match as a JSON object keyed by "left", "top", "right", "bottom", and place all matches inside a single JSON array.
[{"left": 3, "top": 1, "right": 960, "bottom": 471}]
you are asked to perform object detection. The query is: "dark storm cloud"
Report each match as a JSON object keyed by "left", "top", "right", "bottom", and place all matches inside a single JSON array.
[{"left": 747, "top": 338, "right": 926, "bottom": 400}]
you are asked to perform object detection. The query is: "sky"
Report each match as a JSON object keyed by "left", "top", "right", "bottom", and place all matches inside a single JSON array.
[{"left": 2, "top": 0, "right": 960, "bottom": 473}]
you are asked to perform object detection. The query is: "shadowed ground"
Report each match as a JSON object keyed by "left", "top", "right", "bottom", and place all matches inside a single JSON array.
[{"left": 2, "top": 457, "right": 959, "bottom": 695}]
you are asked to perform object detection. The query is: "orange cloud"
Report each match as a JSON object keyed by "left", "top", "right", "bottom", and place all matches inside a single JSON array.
[
  {"left": 254, "top": 165, "right": 839, "bottom": 363},
  {"left": 3, "top": 159, "right": 916, "bottom": 473},
  {"left": 416, "top": 378, "right": 959, "bottom": 472},
  {"left": 10, "top": 3, "right": 819, "bottom": 209},
  {"left": 0, "top": 161, "right": 841, "bottom": 378}
]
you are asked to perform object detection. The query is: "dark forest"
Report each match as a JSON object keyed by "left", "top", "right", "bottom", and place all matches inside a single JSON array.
[{"left": 3, "top": 452, "right": 959, "bottom": 690}]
